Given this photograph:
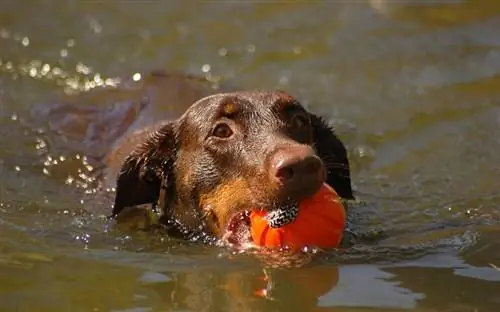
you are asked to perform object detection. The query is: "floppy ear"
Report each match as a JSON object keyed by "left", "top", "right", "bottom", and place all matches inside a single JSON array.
[
  {"left": 310, "top": 114, "right": 354, "bottom": 200},
  {"left": 111, "top": 123, "right": 177, "bottom": 218}
]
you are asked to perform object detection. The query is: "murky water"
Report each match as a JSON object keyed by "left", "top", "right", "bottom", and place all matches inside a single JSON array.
[{"left": 1, "top": 1, "right": 500, "bottom": 311}]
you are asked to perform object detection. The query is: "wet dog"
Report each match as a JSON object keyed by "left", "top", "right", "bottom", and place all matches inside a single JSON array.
[{"left": 34, "top": 71, "right": 354, "bottom": 245}]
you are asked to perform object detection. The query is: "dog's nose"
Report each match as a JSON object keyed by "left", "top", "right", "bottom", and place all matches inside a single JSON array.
[{"left": 270, "top": 145, "right": 325, "bottom": 201}]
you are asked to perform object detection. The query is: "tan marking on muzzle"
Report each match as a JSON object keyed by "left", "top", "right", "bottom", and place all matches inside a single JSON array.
[{"left": 199, "top": 177, "right": 254, "bottom": 236}]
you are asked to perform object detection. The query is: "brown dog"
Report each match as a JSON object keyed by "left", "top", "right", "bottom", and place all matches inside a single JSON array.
[{"left": 34, "top": 71, "right": 354, "bottom": 245}]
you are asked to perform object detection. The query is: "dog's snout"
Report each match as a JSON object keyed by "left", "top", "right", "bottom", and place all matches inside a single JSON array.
[
  {"left": 274, "top": 152, "right": 322, "bottom": 182},
  {"left": 270, "top": 145, "right": 325, "bottom": 201}
]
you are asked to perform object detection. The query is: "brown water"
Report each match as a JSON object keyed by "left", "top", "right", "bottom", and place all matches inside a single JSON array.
[{"left": 1, "top": 1, "right": 500, "bottom": 311}]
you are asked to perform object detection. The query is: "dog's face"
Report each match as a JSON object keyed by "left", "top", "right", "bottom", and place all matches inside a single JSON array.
[{"left": 112, "top": 91, "right": 353, "bottom": 244}]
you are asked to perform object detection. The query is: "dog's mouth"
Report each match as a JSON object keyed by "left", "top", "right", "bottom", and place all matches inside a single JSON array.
[
  {"left": 222, "top": 210, "right": 253, "bottom": 247},
  {"left": 221, "top": 203, "right": 301, "bottom": 248}
]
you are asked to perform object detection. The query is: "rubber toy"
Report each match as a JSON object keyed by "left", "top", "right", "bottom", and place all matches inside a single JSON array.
[{"left": 250, "top": 183, "right": 346, "bottom": 250}]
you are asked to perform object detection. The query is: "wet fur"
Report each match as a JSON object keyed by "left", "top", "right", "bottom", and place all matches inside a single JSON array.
[{"left": 109, "top": 86, "right": 354, "bottom": 238}]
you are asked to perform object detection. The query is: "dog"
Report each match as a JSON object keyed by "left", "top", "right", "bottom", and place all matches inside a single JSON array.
[{"left": 34, "top": 71, "right": 354, "bottom": 246}]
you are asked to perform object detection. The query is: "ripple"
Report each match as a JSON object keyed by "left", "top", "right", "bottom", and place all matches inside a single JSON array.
[{"left": 0, "top": 56, "right": 120, "bottom": 94}]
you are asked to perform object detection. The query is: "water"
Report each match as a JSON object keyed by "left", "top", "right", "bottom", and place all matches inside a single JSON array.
[{"left": 1, "top": 1, "right": 500, "bottom": 311}]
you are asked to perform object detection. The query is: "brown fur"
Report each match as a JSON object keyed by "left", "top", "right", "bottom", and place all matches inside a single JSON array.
[
  {"left": 32, "top": 71, "right": 354, "bottom": 239},
  {"left": 199, "top": 177, "right": 255, "bottom": 236},
  {"left": 109, "top": 87, "right": 354, "bottom": 238}
]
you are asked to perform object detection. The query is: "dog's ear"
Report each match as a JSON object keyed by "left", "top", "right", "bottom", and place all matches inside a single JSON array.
[
  {"left": 310, "top": 114, "right": 354, "bottom": 200},
  {"left": 111, "top": 123, "right": 177, "bottom": 218}
]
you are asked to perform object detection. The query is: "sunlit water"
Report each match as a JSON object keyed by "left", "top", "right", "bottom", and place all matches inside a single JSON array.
[{"left": 1, "top": 1, "right": 500, "bottom": 311}]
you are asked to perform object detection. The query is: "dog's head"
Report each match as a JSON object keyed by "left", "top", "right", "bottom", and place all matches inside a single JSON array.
[{"left": 112, "top": 91, "right": 353, "bottom": 244}]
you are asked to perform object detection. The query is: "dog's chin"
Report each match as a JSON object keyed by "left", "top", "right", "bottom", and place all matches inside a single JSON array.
[{"left": 221, "top": 210, "right": 253, "bottom": 247}]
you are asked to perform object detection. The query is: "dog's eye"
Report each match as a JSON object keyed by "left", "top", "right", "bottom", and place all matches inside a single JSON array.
[
  {"left": 212, "top": 123, "right": 233, "bottom": 139},
  {"left": 290, "top": 115, "right": 308, "bottom": 129}
]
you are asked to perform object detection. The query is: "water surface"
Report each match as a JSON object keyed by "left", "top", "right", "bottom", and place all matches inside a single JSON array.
[{"left": 1, "top": 1, "right": 500, "bottom": 311}]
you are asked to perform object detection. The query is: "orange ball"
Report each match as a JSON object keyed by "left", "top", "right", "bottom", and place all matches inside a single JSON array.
[{"left": 250, "top": 183, "right": 346, "bottom": 250}]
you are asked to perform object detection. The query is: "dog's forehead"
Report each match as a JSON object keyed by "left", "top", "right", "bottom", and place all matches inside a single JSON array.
[
  {"left": 232, "top": 90, "right": 298, "bottom": 108},
  {"left": 194, "top": 91, "right": 298, "bottom": 112},
  {"left": 181, "top": 91, "right": 302, "bottom": 131}
]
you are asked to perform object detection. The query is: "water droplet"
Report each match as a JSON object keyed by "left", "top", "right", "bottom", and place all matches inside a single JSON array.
[
  {"left": 21, "top": 37, "right": 30, "bottom": 46},
  {"left": 105, "top": 77, "right": 120, "bottom": 86},
  {"left": 14, "top": 166, "right": 20, "bottom": 172},
  {"left": 201, "top": 64, "right": 211, "bottom": 73},
  {"left": 11, "top": 114, "right": 18, "bottom": 121},
  {"left": 52, "top": 67, "right": 62, "bottom": 76},
  {"left": 292, "top": 46, "right": 302, "bottom": 54},
  {"left": 246, "top": 44, "right": 256, "bottom": 53},
  {"left": 132, "top": 72, "right": 142, "bottom": 81},
  {"left": 60, "top": 49, "right": 68, "bottom": 57},
  {"left": 93, "top": 74, "right": 102, "bottom": 84},
  {"left": 42, "top": 168, "right": 50, "bottom": 175},
  {"left": 67, "top": 39, "right": 75, "bottom": 47},
  {"left": 41, "top": 64, "right": 50, "bottom": 75},
  {"left": 29, "top": 67, "right": 37, "bottom": 77},
  {"left": 76, "top": 63, "right": 91, "bottom": 75}
]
